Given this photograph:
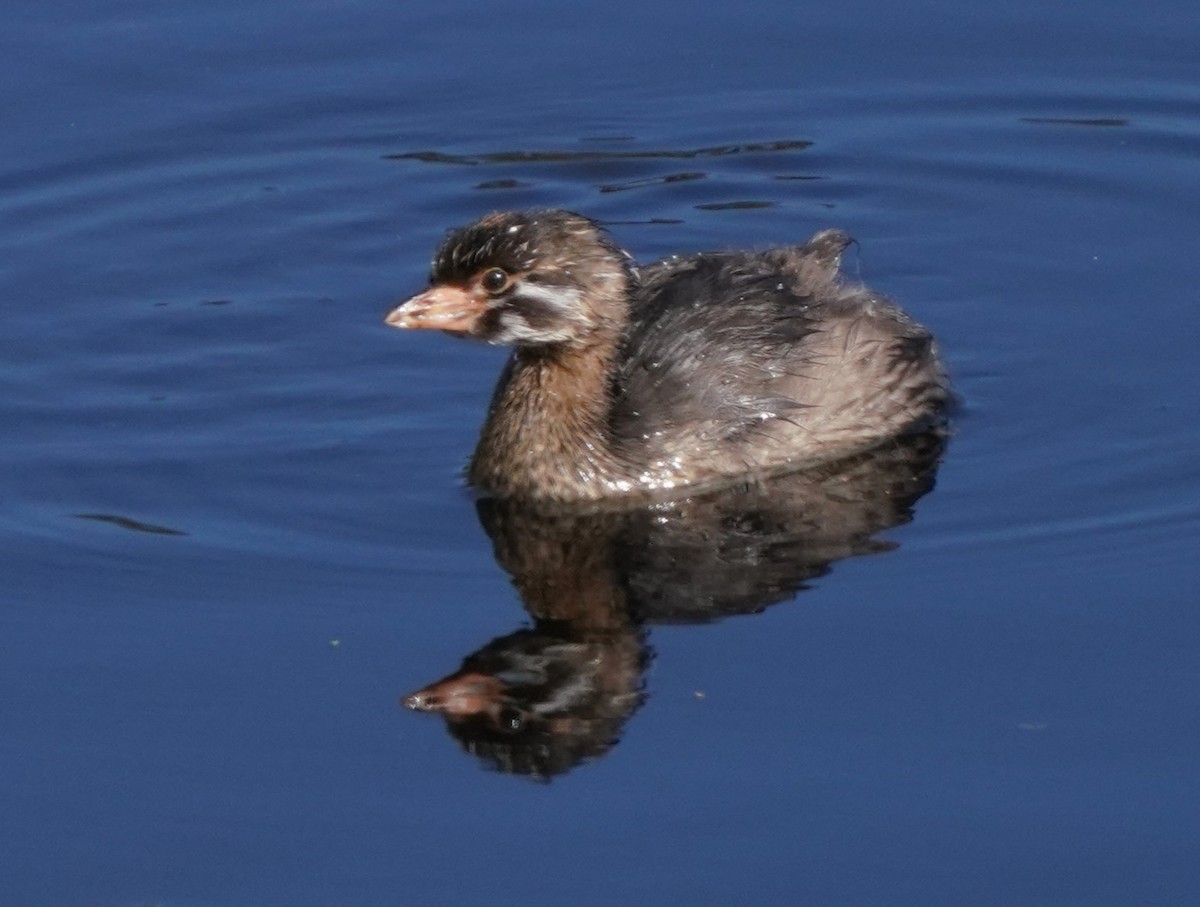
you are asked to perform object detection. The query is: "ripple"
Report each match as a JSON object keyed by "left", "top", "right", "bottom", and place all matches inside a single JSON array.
[
  {"left": 1020, "top": 116, "right": 1130, "bottom": 127},
  {"left": 384, "top": 139, "right": 812, "bottom": 165},
  {"left": 599, "top": 171, "right": 706, "bottom": 193},
  {"left": 74, "top": 513, "right": 189, "bottom": 536},
  {"left": 694, "top": 200, "right": 774, "bottom": 211},
  {"left": 473, "top": 178, "right": 530, "bottom": 190}
]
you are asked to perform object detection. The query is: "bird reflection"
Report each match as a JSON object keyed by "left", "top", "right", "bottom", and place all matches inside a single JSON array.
[{"left": 404, "top": 430, "right": 946, "bottom": 778}]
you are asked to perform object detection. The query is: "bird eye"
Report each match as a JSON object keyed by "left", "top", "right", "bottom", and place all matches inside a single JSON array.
[
  {"left": 481, "top": 268, "right": 511, "bottom": 294},
  {"left": 496, "top": 706, "right": 526, "bottom": 733}
]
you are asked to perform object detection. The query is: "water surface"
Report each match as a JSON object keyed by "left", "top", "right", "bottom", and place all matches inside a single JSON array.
[{"left": 3, "top": 0, "right": 1199, "bottom": 904}]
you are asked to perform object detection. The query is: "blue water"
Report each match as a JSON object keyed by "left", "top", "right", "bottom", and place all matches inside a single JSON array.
[{"left": 4, "top": 0, "right": 1199, "bottom": 904}]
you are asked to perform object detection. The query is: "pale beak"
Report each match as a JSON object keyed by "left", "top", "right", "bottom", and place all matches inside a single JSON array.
[
  {"left": 402, "top": 672, "right": 503, "bottom": 716},
  {"left": 384, "top": 284, "right": 486, "bottom": 332}
]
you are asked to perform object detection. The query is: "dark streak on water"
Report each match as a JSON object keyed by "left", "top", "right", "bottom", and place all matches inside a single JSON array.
[
  {"left": 386, "top": 139, "right": 813, "bottom": 165},
  {"left": 74, "top": 514, "right": 190, "bottom": 536},
  {"left": 599, "top": 171, "right": 707, "bottom": 193},
  {"left": 1020, "top": 116, "right": 1131, "bottom": 127},
  {"left": 599, "top": 218, "right": 687, "bottom": 226},
  {"left": 694, "top": 200, "right": 775, "bottom": 210},
  {"left": 474, "top": 179, "right": 530, "bottom": 190}
]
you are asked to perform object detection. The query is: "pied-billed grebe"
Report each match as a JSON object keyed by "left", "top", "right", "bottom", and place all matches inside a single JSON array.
[{"left": 385, "top": 209, "right": 949, "bottom": 502}]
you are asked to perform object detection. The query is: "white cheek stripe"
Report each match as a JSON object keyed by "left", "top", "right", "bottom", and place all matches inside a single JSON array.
[
  {"left": 484, "top": 281, "right": 589, "bottom": 345},
  {"left": 488, "top": 322, "right": 577, "bottom": 345},
  {"left": 512, "top": 281, "right": 584, "bottom": 312}
]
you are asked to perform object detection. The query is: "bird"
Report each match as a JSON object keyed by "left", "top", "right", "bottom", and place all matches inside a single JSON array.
[{"left": 385, "top": 209, "right": 949, "bottom": 503}]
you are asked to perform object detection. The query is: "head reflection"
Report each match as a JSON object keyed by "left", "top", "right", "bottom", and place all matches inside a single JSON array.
[
  {"left": 403, "top": 431, "right": 945, "bottom": 779},
  {"left": 405, "top": 622, "right": 647, "bottom": 778}
]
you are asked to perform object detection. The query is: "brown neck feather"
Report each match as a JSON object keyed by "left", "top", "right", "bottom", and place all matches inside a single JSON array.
[{"left": 468, "top": 338, "right": 626, "bottom": 501}]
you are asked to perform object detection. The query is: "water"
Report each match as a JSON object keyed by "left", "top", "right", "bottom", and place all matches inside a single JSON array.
[{"left": 4, "top": 0, "right": 1199, "bottom": 904}]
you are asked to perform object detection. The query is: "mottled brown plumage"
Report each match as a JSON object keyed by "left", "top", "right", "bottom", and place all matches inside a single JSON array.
[{"left": 386, "top": 210, "right": 949, "bottom": 502}]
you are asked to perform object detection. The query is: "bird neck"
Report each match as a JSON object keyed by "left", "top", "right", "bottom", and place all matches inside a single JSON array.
[{"left": 468, "top": 335, "right": 628, "bottom": 501}]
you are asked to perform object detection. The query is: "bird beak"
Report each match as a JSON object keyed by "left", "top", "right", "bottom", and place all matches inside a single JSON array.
[
  {"left": 384, "top": 284, "right": 486, "bottom": 332},
  {"left": 402, "top": 672, "right": 503, "bottom": 716}
]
